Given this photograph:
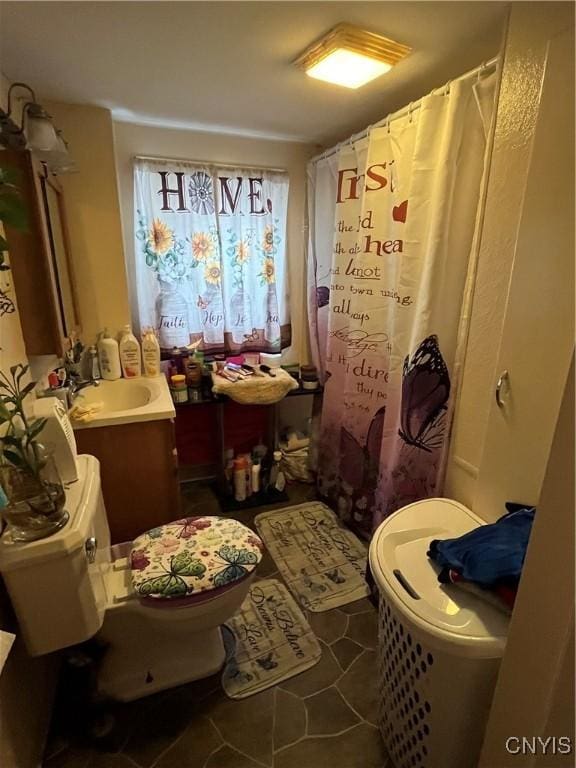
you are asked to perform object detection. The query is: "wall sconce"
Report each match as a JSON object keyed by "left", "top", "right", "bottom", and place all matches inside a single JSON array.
[
  {"left": 0, "top": 82, "right": 73, "bottom": 173},
  {"left": 294, "top": 24, "right": 411, "bottom": 89}
]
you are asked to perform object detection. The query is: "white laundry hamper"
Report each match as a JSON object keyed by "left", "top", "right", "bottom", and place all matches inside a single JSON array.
[{"left": 369, "top": 498, "right": 509, "bottom": 768}]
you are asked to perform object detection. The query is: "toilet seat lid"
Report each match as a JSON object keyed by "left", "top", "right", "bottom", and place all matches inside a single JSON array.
[{"left": 130, "top": 517, "right": 263, "bottom": 605}]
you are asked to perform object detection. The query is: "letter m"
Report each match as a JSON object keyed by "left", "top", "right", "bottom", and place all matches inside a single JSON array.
[{"left": 218, "top": 177, "right": 244, "bottom": 215}]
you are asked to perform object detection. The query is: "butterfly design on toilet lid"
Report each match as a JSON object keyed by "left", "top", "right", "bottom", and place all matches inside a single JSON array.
[{"left": 130, "top": 517, "right": 263, "bottom": 605}]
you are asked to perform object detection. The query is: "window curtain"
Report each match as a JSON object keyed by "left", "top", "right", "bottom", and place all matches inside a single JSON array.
[
  {"left": 308, "top": 73, "right": 497, "bottom": 537},
  {"left": 133, "top": 159, "right": 290, "bottom": 353}
]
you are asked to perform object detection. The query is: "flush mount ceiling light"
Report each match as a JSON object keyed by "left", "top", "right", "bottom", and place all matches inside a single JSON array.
[{"left": 294, "top": 23, "right": 411, "bottom": 89}]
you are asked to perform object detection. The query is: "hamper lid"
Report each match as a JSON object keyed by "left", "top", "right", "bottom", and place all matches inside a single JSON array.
[{"left": 369, "top": 498, "right": 509, "bottom": 658}]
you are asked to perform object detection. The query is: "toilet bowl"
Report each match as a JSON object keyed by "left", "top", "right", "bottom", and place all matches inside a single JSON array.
[{"left": 0, "top": 455, "right": 263, "bottom": 701}]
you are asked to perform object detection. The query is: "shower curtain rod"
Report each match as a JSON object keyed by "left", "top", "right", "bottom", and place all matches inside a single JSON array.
[
  {"left": 310, "top": 56, "right": 499, "bottom": 165},
  {"left": 134, "top": 154, "right": 287, "bottom": 174}
]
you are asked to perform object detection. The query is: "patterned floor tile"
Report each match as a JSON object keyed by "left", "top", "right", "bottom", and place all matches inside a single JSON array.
[
  {"left": 337, "top": 650, "right": 379, "bottom": 726},
  {"left": 205, "top": 744, "right": 266, "bottom": 768},
  {"left": 305, "top": 686, "right": 360, "bottom": 735},
  {"left": 208, "top": 689, "right": 274, "bottom": 766},
  {"left": 154, "top": 716, "right": 222, "bottom": 768},
  {"left": 273, "top": 689, "right": 306, "bottom": 751},
  {"left": 43, "top": 748, "right": 92, "bottom": 768},
  {"left": 279, "top": 641, "right": 340, "bottom": 698},
  {"left": 339, "top": 598, "right": 376, "bottom": 615},
  {"left": 345, "top": 609, "right": 378, "bottom": 650},
  {"left": 274, "top": 723, "right": 386, "bottom": 768},
  {"left": 122, "top": 687, "right": 200, "bottom": 768},
  {"left": 306, "top": 608, "right": 348, "bottom": 644},
  {"left": 331, "top": 637, "right": 364, "bottom": 672},
  {"left": 86, "top": 754, "right": 140, "bottom": 768}
]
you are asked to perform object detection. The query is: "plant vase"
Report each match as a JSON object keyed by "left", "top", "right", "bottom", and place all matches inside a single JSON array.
[{"left": 0, "top": 454, "right": 68, "bottom": 542}]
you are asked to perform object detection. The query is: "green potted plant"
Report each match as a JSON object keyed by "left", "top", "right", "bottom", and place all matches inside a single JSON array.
[{"left": 0, "top": 364, "right": 68, "bottom": 542}]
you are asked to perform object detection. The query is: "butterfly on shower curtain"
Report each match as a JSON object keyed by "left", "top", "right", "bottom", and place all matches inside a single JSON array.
[
  {"left": 316, "top": 286, "right": 330, "bottom": 308},
  {"left": 398, "top": 334, "right": 451, "bottom": 453},
  {"left": 197, "top": 295, "right": 209, "bottom": 310},
  {"left": 243, "top": 328, "right": 259, "bottom": 342},
  {"left": 339, "top": 406, "right": 386, "bottom": 491}
]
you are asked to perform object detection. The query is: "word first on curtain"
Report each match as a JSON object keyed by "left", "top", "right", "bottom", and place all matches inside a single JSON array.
[{"left": 133, "top": 159, "right": 290, "bottom": 354}]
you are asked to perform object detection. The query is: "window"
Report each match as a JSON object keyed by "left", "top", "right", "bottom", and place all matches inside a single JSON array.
[{"left": 133, "top": 158, "right": 290, "bottom": 353}]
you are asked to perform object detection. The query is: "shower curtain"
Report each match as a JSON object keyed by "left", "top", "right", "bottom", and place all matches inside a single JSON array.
[{"left": 309, "top": 73, "right": 496, "bottom": 536}]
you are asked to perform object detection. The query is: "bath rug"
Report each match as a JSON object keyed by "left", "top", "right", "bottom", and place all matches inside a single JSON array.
[
  {"left": 254, "top": 502, "right": 370, "bottom": 612},
  {"left": 222, "top": 578, "right": 321, "bottom": 699}
]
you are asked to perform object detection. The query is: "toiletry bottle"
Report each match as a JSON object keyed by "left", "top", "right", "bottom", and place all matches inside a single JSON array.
[
  {"left": 224, "top": 449, "right": 235, "bottom": 494},
  {"left": 268, "top": 450, "right": 282, "bottom": 491},
  {"left": 119, "top": 325, "right": 142, "bottom": 378},
  {"left": 275, "top": 463, "right": 286, "bottom": 493},
  {"left": 251, "top": 459, "right": 261, "bottom": 494},
  {"left": 97, "top": 328, "right": 121, "bottom": 381},
  {"left": 245, "top": 454, "right": 253, "bottom": 496},
  {"left": 233, "top": 457, "right": 247, "bottom": 502},
  {"left": 142, "top": 328, "right": 161, "bottom": 377},
  {"left": 180, "top": 346, "right": 190, "bottom": 374},
  {"left": 171, "top": 346, "right": 183, "bottom": 374},
  {"left": 170, "top": 374, "right": 188, "bottom": 404},
  {"left": 88, "top": 346, "right": 101, "bottom": 381},
  {"left": 253, "top": 437, "right": 267, "bottom": 463}
]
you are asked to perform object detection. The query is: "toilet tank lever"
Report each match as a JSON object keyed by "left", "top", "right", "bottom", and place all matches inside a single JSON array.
[{"left": 85, "top": 537, "right": 98, "bottom": 563}]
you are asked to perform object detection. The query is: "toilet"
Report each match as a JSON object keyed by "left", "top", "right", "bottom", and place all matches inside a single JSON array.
[{"left": 0, "top": 454, "right": 262, "bottom": 701}]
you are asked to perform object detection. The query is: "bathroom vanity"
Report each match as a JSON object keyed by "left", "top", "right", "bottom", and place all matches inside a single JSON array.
[{"left": 71, "top": 377, "right": 180, "bottom": 543}]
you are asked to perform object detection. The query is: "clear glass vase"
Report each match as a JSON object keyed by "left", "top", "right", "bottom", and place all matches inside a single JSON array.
[{"left": 0, "top": 454, "right": 68, "bottom": 543}]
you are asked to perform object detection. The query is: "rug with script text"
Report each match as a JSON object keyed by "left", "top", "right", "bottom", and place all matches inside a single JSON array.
[{"left": 255, "top": 502, "right": 370, "bottom": 612}]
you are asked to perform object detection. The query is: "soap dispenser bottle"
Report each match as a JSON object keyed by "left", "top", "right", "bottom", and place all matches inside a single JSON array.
[
  {"left": 142, "top": 328, "right": 161, "bottom": 377},
  {"left": 119, "top": 325, "right": 142, "bottom": 378},
  {"left": 97, "top": 328, "right": 121, "bottom": 381},
  {"left": 88, "top": 345, "right": 101, "bottom": 381}
]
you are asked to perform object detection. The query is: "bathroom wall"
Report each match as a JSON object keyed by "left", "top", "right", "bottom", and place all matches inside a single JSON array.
[
  {"left": 445, "top": 1, "right": 575, "bottom": 510},
  {"left": 113, "top": 121, "right": 316, "bottom": 364},
  {"left": 0, "top": 76, "right": 59, "bottom": 768},
  {"left": 43, "top": 101, "right": 131, "bottom": 344},
  {"left": 479, "top": 355, "right": 574, "bottom": 767}
]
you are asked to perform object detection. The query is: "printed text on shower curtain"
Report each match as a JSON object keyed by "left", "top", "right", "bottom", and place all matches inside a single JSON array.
[{"left": 312, "top": 78, "right": 494, "bottom": 536}]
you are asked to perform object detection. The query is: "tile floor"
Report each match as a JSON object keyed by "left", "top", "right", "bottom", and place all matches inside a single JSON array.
[{"left": 43, "top": 483, "right": 391, "bottom": 768}]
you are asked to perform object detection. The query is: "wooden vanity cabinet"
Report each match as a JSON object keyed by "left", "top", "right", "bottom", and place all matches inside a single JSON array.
[
  {"left": 74, "top": 417, "right": 181, "bottom": 544},
  {"left": 1, "top": 150, "right": 80, "bottom": 356}
]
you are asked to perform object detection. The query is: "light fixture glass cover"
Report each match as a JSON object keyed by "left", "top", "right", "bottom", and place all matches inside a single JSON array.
[
  {"left": 306, "top": 49, "right": 392, "bottom": 89},
  {"left": 25, "top": 107, "right": 59, "bottom": 152},
  {"left": 294, "top": 23, "right": 411, "bottom": 89}
]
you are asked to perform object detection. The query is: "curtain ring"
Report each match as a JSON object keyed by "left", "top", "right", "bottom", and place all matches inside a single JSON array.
[
  {"left": 386, "top": 117, "right": 391, "bottom": 134},
  {"left": 477, "top": 61, "right": 486, "bottom": 82},
  {"left": 408, "top": 102, "right": 414, "bottom": 123},
  {"left": 445, "top": 80, "right": 451, "bottom": 96}
]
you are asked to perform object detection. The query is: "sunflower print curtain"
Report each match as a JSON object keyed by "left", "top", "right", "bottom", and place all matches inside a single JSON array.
[{"left": 133, "top": 159, "right": 291, "bottom": 353}]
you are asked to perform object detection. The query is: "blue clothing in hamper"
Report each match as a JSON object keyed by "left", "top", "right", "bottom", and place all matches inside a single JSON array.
[{"left": 427, "top": 503, "right": 536, "bottom": 587}]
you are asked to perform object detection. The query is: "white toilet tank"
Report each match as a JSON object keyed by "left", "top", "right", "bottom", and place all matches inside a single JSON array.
[{"left": 0, "top": 455, "right": 111, "bottom": 656}]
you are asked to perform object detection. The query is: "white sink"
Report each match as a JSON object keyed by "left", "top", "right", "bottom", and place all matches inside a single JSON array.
[{"left": 71, "top": 376, "right": 175, "bottom": 429}]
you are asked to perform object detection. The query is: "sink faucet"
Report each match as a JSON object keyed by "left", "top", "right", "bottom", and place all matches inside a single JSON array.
[{"left": 68, "top": 378, "right": 100, "bottom": 403}]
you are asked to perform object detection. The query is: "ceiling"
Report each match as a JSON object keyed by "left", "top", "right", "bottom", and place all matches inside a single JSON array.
[{"left": 0, "top": 1, "right": 507, "bottom": 147}]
